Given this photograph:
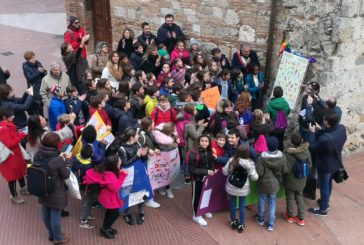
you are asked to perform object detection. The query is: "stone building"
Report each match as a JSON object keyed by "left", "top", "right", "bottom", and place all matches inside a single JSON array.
[{"left": 65, "top": 0, "right": 364, "bottom": 151}]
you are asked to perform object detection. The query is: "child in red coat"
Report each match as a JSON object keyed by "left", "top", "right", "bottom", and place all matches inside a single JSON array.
[
  {"left": 170, "top": 41, "right": 190, "bottom": 63},
  {"left": 211, "top": 132, "right": 227, "bottom": 170}
]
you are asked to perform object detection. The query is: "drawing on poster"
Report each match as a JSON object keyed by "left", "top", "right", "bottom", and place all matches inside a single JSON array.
[{"left": 273, "top": 51, "right": 309, "bottom": 109}]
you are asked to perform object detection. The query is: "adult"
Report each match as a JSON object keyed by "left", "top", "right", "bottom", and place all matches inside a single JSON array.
[
  {"left": 307, "top": 110, "right": 347, "bottom": 216},
  {"left": 137, "top": 22, "right": 157, "bottom": 51},
  {"left": 35, "top": 132, "right": 71, "bottom": 244},
  {"left": 0, "top": 107, "right": 28, "bottom": 204},
  {"left": 157, "top": 14, "right": 185, "bottom": 53},
  {"left": 39, "top": 62, "right": 71, "bottom": 118},
  {"left": 101, "top": 51, "right": 123, "bottom": 91},
  {"left": 231, "top": 43, "right": 260, "bottom": 75},
  {"left": 22, "top": 51, "right": 47, "bottom": 115},
  {"left": 117, "top": 28, "right": 135, "bottom": 58},
  {"left": 325, "top": 97, "right": 342, "bottom": 124},
  {"left": 64, "top": 16, "right": 87, "bottom": 59},
  {"left": 91, "top": 41, "right": 110, "bottom": 78},
  {"left": 0, "top": 66, "right": 10, "bottom": 84},
  {"left": 141, "top": 44, "right": 163, "bottom": 77}
]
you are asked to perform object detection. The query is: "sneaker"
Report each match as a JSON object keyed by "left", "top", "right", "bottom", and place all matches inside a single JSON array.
[
  {"left": 184, "top": 176, "right": 191, "bottom": 185},
  {"left": 100, "top": 227, "right": 115, "bottom": 239},
  {"left": 136, "top": 213, "right": 145, "bottom": 225},
  {"left": 308, "top": 207, "right": 327, "bottom": 216},
  {"left": 123, "top": 214, "right": 135, "bottom": 225},
  {"left": 158, "top": 189, "right": 167, "bottom": 196},
  {"left": 204, "top": 212, "right": 213, "bottom": 218},
  {"left": 230, "top": 219, "right": 238, "bottom": 230},
  {"left": 53, "top": 236, "right": 70, "bottom": 244},
  {"left": 19, "top": 186, "right": 30, "bottom": 195},
  {"left": 87, "top": 215, "right": 96, "bottom": 220},
  {"left": 237, "top": 224, "right": 245, "bottom": 233},
  {"left": 294, "top": 217, "right": 305, "bottom": 226},
  {"left": 267, "top": 224, "right": 274, "bottom": 231},
  {"left": 166, "top": 188, "right": 174, "bottom": 199},
  {"left": 145, "top": 199, "right": 161, "bottom": 208},
  {"left": 282, "top": 213, "right": 294, "bottom": 223},
  {"left": 192, "top": 216, "right": 207, "bottom": 226},
  {"left": 79, "top": 220, "right": 95, "bottom": 229},
  {"left": 10, "top": 195, "right": 25, "bottom": 204},
  {"left": 254, "top": 215, "right": 264, "bottom": 226},
  {"left": 317, "top": 199, "right": 330, "bottom": 210}
]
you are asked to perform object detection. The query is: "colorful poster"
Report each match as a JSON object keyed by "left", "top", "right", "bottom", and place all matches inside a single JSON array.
[
  {"left": 72, "top": 111, "right": 115, "bottom": 155},
  {"left": 119, "top": 160, "right": 154, "bottom": 211},
  {"left": 273, "top": 51, "right": 309, "bottom": 109},
  {"left": 201, "top": 86, "right": 220, "bottom": 110},
  {"left": 196, "top": 170, "right": 230, "bottom": 216},
  {"left": 147, "top": 148, "right": 180, "bottom": 190}
]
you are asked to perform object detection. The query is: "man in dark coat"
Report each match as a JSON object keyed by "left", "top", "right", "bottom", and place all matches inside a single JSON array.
[
  {"left": 138, "top": 22, "right": 157, "bottom": 51},
  {"left": 231, "top": 43, "right": 260, "bottom": 75},
  {"left": 157, "top": 14, "right": 185, "bottom": 53},
  {"left": 307, "top": 110, "right": 347, "bottom": 216}
]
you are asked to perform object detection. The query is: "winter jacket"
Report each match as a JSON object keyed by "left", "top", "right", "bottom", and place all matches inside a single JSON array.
[
  {"left": 264, "top": 97, "right": 290, "bottom": 122},
  {"left": 141, "top": 55, "right": 162, "bottom": 77},
  {"left": 91, "top": 53, "right": 109, "bottom": 78},
  {"left": 170, "top": 47, "right": 189, "bottom": 62},
  {"left": 188, "top": 147, "right": 216, "bottom": 182},
  {"left": 183, "top": 119, "right": 206, "bottom": 159},
  {"left": 1, "top": 94, "right": 33, "bottom": 129},
  {"left": 308, "top": 124, "right": 347, "bottom": 173},
  {"left": 150, "top": 103, "right": 177, "bottom": 126},
  {"left": 144, "top": 95, "right": 158, "bottom": 117},
  {"left": 84, "top": 169, "right": 127, "bottom": 209},
  {"left": 255, "top": 151, "right": 288, "bottom": 194},
  {"left": 216, "top": 78, "right": 239, "bottom": 103},
  {"left": 22, "top": 61, "right": 46, "bottom": 94},
  {"left": 138, "top": 130, "right": 157, "bottom": 150},
  {"left": 129, "top": 94, "right": 145, "bottom": 119},
  {"left": 159, "top": 86, "right": 171, "bottom": 97},
  {"left": 222, "top": 158, "right": 258, "bottom": 196},
  {"left": 64, "top": 26, "right": 87, "bottom": 58},
  {"left": 152, "top": 130, "right": 178, "bottom": 151},
  {"left": 157, "top": 23, "right": 185, "bottom": 53},
  {"left": 157, "top": 72, "right": 171, "bottom": 88},
  {"left": 113, "top": 109, "right": 139, "bottom": 135},
  {"left": 89, "top": 106, "right": 112, "bottom": 126},
  {"left": 218, "top": 140, "right": 257, "bottom": 165},
  {"left": 81, "top": 138, "right": 106, "bottom": 166},
  {"left": 231, "top": 50, "right": 260, "bottom": 75},
  {"left": 101, "top": 67, "right": 121, "bottom": 91},
  {"left": 117, "top": 38, "right": 134, "bottom": 58},
  {"left": 40, "top": 72, "right": 71, "bottom": 109},
  {"left": 137, "top": 33, "right": 157, "bottom": 51},
  {"left": 298, "top": 94, "right": 325, "bottom": 129},
  {"left": 283, "top": 143, "right": 312, "bottom": 191},
  {"left": 48, "top": 97, "right": 66, "bottom": 131},
  {"left": 250, "top": 120, "right": 274, "bottom": 140},
  {"left": 64, "top": 96, "right": 89, "bottom": 125},
  {"left": 36, "top": 145, "right": 70, "bottom": 210},
  {"left": 244, "top": 72, "right": 264, "bottom": 100},
  {"left": 118, "top": 142, "right": 146, "bottom": 166},
  {"left": 0, "top": 121, "right": 27, "bottom": 181},
  {"left": 130, "top": 52, "right": 143, "bottom": 71},
  {"left": 62, "top": 47, "right": 88, "bottom": 91},
  {"left": 70, "top": 153, "right": 92, "bottom": 181},
  {"left": 213, "top": 54, "right": 230, "bottom": 70}
]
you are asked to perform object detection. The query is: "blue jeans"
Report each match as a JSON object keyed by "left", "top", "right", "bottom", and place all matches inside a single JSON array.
[
  {"left": 318, "top": 171, "right": 333, "bottom": 211},
  {"left": 41, "top": 206, "right": 62, "bottom": 241},
  {"left": 258, "top": 193, "right": 276, "bottom": 226},
  {"left": 230, "top": 196, "right": 246, "bottom": 225}
]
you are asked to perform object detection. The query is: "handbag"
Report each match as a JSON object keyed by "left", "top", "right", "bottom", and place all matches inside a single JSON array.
[
  {"left": 64, "top": 168, "right": 82, "bottom": 200},
  {"left": 0, "top": 141, "right": 13, "bottom": 164}
]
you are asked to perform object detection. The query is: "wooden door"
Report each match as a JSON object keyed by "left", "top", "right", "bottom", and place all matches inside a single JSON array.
[{"left": 91, "top": 0, "right": 112, "bottom": 46}]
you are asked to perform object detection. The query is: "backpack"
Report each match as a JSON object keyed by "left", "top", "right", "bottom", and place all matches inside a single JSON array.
[
  {"left": 228, "top": 166, "right": 248, "bottom": 188},
  {"left": 253, "top": 135, "right": 268, "bottom": 154},
  {"left": 293, "top": 159, "right": 310, "bottom": 178},
  {"left": 27, "top": 157, "right": 56, "bottom": 197},
  {"left": 175, "top": 119, "right": 192, "bottom": 147},
  {"left": 274, "top": 110, "right": 288, "bottom": 130}
]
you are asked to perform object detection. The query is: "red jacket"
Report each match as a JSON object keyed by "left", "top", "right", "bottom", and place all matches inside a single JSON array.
[
  {"left": 64, "top": 27, "right": 87, "bottom": 58},
  {"left": 170, "top": 47, "right": 189, "bottom": 62},
  {"left": 0, "top": 121, "right": 27, "bottom": 181},
  {"left": 211, "top": 139, "right": 225, "bottom": 170},
  {"left": 89, "top": 107, "right": 112, "bottom": 127},
  {"left": 150, "top": 104, "right": 176, "bottom": 126}
]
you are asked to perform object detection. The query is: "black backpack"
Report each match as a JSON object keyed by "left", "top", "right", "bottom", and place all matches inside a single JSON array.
[
  {"left": 228, "top": 166, "right": 248, "bottom": 188},
  {"left": 27, "top": 157, "right": 56, "bottom": 197}
]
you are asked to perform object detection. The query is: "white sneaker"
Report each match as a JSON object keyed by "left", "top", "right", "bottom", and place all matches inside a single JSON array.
[
  {"left": 158, "top": 189, "right": 167, "bottom": 196},
  {"left": 204, "top": 212, "right": 213, "bottom": 218},
  {"left": 193, "top": 216, "right": 207, "bottom": 226},
  {"left": 166, "top": 188, "right": 174, "bottom": 199},
  {"left": 145, "top": 199, "right": 161, "bottom": 208}
]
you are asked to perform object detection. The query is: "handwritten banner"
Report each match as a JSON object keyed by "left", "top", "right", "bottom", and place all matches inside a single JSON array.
[{"left": 201, "top": 86, "right": 220, "bottom": 110}]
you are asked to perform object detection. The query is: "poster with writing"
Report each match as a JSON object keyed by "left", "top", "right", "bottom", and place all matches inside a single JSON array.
[
  {"left": 273, "top": 51, "right": 309, "bottom": 109},
  {"left": 72, "top": 111, "right": 115, "bottom": 155},
  {"left": 201, "top": 86, "right": 220, "bottom": 110},
  {"left": 147, "top": 148, "right": 180, "bottom": 190}
]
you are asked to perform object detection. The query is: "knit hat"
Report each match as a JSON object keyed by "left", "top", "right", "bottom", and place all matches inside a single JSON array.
[
  {"left": 157, "top": 49, "right": 168, "bottom": 57},
  {"left": 68, "top": 16, "right": 78, "bottom": 26},
  {"left": 50, "top": 61, "right": 61, "bottom": 69},
  {"left": 189, "top": 38, "right": 199, "bottom": 47},
  {"left": 267, "top": 136, "right": 279, "bottom": 152},
  {"left": 50, "top": 85, "right": 62, "bottom": 96}
]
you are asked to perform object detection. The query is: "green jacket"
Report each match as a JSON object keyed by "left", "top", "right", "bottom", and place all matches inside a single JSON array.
[
  {"left": 256, "top": 151, "right": 288, "bottom": 194},
  {"left": 264, "top": 97, "right": 290, "bottom": 122},
  {"left": 283, "top": 143, "right": 312, "bottom": 191}
]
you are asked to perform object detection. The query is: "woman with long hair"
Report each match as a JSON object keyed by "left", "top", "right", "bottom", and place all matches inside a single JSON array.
[
  {"left": 117, "top": 28, "right": 135, "bottom": 58},
  {"left": 101, "top": 51, "right": 123, "bottom": 91},
  {"left": 141, "top": 44, "right": 162, "bottom": 77}
]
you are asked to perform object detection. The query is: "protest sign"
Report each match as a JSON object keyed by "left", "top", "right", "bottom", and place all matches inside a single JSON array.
[
  {"left": 196, "top": 170, "right": 229, "bottom": 216},
  {"left": 72, "top": 111, "right": 115, "bottom": 155},
  {"left": 273, "top": 51, "right": 309, "bottom": 109},
  {"left": 119, "top": 160, "right": 154, "bottom": 211},
  {"left": 200, "top": 86, "right": 220, "bottom": 110},
  {"left": 147, "top": 148, "right": 180, "bottom": 190}
]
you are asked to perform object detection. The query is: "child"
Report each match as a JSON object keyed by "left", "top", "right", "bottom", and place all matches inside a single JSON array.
[
  {"left": 211, "top": 132, "right": 227, "bottom": 170},
  {"left": 157, "top": 43, "right": 170, "bottom": 64},
  {"left": 188, "top": 38, "right": 201, "bottom": 57},
  {"left": 170, "top": 41, "right": 189, "bottom": 64},
  {"left": 188, "top": 134, "right": 216, "bottom": 226},
  {"left": 208, "top": 60, "right": 221, "bottom": 84},
  {"left": 135, "top": 70, "right": 147, "bottom": 86},
  {"left": 211, "top": 48, "right": 231, "bottom": 70},
  {"left": 244, "top": 63, "right": 264, "bottom": 110},
  {"left": 130, "top": 42, "right": 144, "bottom": 71},
  {"left": 84, "top": 155, "right": 127, "bottom": 239},
  {"left": 171, "top": 58, "right": 186, "bottom": 86},
  {"left": 196, "top": 70, "right": 214, "bottom": 90},
  {"left": 143, "top": 86, "right": 159, "bottom": 117},
  {"left": 216, "top": 69, "right": 233, "bottom": 101},
  {"left": 159, "top": 77, "right": 174, "bottom": 97},
  {"left": 118, "top": 128, "right": 149, "bottom": 225},
  {"left": 222, "top": 144, "right": 258, "bottom": 233},
  {"left": 168, "top": 83, "right": 183, "bottom": 108},
  {"left": 157, "top": 63, "right": 171, "bottom": 88},
  {"left": 48, "top": 85, "right": 66, "bottom": 131},
  {"left": 283, "top": 132, "right": 311, "bottom": 226},
  {"left": 84, "top": 78, "right": 97, "bottom": 104},
  {"left": 150, "top": 95, "right": 177, "bottom": 126},
  {"left": 235, "top": 91, "right": 253, "bottom": 135},
  {"left": 89, "top": 94, "right": 112, "bottom": 127},
  {"left": 64, "top": 85, "right": 89, "bottom": 126},
  {"left": 255, "top": 136, "right": 287, "bottom": 231}
]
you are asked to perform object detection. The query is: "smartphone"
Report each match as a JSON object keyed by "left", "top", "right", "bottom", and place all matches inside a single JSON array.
[{"left": 61, "top": 143, "right": 73, "bottom": 154}]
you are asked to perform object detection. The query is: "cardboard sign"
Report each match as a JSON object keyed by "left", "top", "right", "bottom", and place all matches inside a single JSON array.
[{"left": 201, "top": 86, "right": 220, "bottom": 110}]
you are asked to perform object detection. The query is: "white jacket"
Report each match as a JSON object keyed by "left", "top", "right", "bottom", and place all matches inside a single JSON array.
[{"left": 222, "top": 158, "right": 258, "bottom": 197}]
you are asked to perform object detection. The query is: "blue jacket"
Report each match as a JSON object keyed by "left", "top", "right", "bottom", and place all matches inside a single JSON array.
[
  {"left": 130, "top": 52, "right": 143, "bottom": 71},
  {"left": 217, "top": 140, "right": 257, "bottom": 165},
  {"left": 48, "top": 96, "right": 66, "bottom": 131},
  {"left": 64, "top": 97, "right": 89, "bottom": 125},
  {"left": 216, "top": 78, "right": 238, "bottom": 103},
  {"left": 81, "top": 138, "right": 106, "bottom": 165},
  {"left": 159, "top": 86, "right": 171, "bottom": 97},
  {"left": 1, "top": 93, "right": 33, "bottom": 129},
  {"left": 22, "top": 61, "right": 46, "bottom": 94},
  {"left": 244, "top": 71, "right": 264, "bottom": 100},
  {"left": 308, "top": 124, "right": 347, "bottom": 173},
  {"left": 110, "top": 108, "right": 139, "bottom": 135}
]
